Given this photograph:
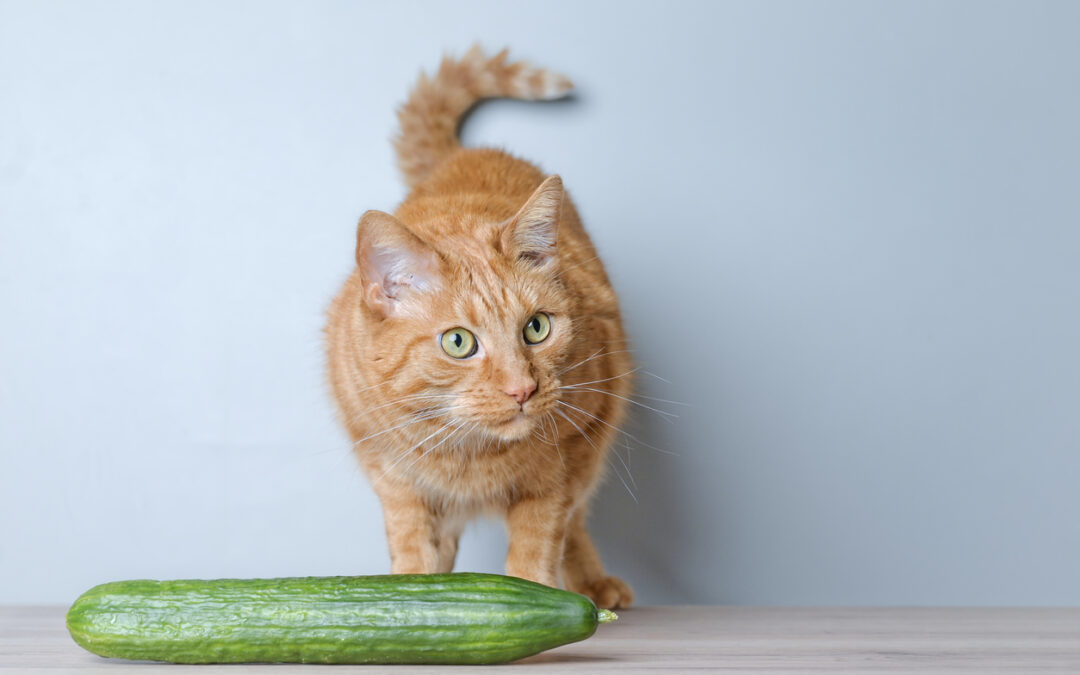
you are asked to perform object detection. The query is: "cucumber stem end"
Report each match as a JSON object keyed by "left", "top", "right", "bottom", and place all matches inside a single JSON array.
[{"left": 597, "top": 609, "right": 618, "bottom": 624}]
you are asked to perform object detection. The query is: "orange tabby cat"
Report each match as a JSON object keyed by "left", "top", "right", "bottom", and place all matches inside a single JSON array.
[{"left": 325, "top": 46, "right": 633, "bottom": 608}]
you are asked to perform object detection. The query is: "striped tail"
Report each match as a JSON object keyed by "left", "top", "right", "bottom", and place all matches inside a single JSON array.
[{"left": 393, "top": 45, "right": 574, "bottom": 189}]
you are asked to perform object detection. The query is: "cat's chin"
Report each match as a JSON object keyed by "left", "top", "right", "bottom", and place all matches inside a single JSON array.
[{"left": 487, "top": 412, "right": 537, "bottom": 442}]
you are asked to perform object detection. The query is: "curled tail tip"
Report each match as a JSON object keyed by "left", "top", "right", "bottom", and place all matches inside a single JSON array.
[
  {"left": 462, "top": 43, "right": 574, "bottom": 100},
  {"left": 503, "top": 63, "right": 574, "bottom": 102},
  {"left": 535, "top": 70, "right": 575, "bottom": 100},
  {"left": 395, "top": 45, "right": 573, "bottom": 187},
  {"left": 505, "top": 54, "right": 575, "bottom": 100}
]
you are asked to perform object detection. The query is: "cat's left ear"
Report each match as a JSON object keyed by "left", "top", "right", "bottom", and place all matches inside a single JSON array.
[
  {"left": 355, "top": 210, "right": 441, "bottom": 317},
  {"left": 501, "top": 175, "right": 562, "bottom": 268}
]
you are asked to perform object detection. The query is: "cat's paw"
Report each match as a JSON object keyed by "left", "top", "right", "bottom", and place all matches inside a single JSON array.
[{"left": 581, "top": 576, "right": 634, "bottom": 609}]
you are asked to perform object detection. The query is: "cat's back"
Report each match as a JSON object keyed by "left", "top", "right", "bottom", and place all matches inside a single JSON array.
[
  {"left": 408, "top": 148, "right": 545, "bottom": 205},
  {"left": 395, "top": 148, "right": 601, "bottom": 282},
  {"left": 397, "top": 148, "right": 557, "bottom": 232}
]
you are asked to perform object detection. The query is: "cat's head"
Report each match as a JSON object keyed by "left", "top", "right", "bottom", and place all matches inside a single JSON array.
[{"left": 354, "top": 176, "right": 574, "bottom": 442}]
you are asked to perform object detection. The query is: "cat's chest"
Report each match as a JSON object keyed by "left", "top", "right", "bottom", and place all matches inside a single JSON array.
[{"left": 403, "top": 441, "right": 565, "bottom": 505}]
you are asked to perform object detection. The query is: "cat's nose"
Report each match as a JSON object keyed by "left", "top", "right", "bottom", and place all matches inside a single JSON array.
[{"left": 503, "top": 379, "right": 537, "bottom": 406}]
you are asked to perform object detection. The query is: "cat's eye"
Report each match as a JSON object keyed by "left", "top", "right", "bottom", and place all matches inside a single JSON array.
[
  {"left": 441, "top": 328, "right": 477, "bottom": 359},
  {"left": 523, "top": 312, "right": 551, "bottom": 345}
]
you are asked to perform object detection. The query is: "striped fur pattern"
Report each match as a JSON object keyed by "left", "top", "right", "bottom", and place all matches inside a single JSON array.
[{"left": 326, "top": 47, "right": 632, "bottom": 608}]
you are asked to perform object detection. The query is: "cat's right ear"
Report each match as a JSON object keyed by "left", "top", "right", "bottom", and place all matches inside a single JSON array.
[
  {"left": 501, "top": 175, "right": 562, "bottom": 268},
  {"left": 355, "top": 210, "right": 441, "bottom": 317}
]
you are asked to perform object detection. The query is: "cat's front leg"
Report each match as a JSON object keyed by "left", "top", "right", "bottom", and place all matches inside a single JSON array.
[
  {"left": 561, "top": 507, "right": 634, "bottom": 609},
  {"left": 375, "top": 485, "right": 440, "bottom": 574},
  {"left": 434, "top": 515, "right": 465, "bottom": 573},
  {"left": 504, "top": 494, "right": 569, "bottom": 587}
]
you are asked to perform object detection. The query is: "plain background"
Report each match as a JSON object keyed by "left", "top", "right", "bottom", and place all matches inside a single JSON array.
[{"left": 2, "top": 0, "right": 1078, "bottom": 605}]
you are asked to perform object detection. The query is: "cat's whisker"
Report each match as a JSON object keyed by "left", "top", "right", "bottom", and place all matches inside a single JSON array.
[
  {"left": 528, "top": 423, "right": 547, "bottom": 446},
  {"left": 351, "top": 416, "right": 429, "bottom": 446},
  {"left": 559, "top": 386, "right": 678, "bottom": 421},
  {"left": 559, "top": 366, "right": 641, "bottom": 389},
  {"left": 350, "top": 407, "right": 446, "bottom": 444},
  {"left": 554, "top": 406, "right": 599, "bottom": 452},
  {"left": 606, "top": 453, "right": 638, "bottom": 503},
  {"left": 346, "top": 393, "right": 457, "bottom": 424},
  {"left": 546, "top": 411, "right": 566, "bottom": 470},
  {"left": 555, "top": 400, "right": 622, "bottom": 440},
  {"left": 351, "top": 406, "right": 459, "bottom": 447},
  {"left": 468, "top": 421, "right": 482, "bottom": 448},
  {"left": 530, "top": 412, "right": 558, "bottom": 447},
  {"left": 557, "top": 349, "right": 633, "bottom": 377},
  {"left": 556, "top": 399, "right": 679, "bottom": 457},
  {"left": 452, "top": 421, "right": 479, "bottom": 452},
  {"left": 353, "top": 398, "right": 459, "bottom": 427},
  {"left": 395, "top": 418, "right": 472, "bottom": 476},
  {"left": 527, "top": 412, "right": 564, "bottom": 470},
  {"left": 556, "top": 348, "right": 604, "bottom": 377},
  {"left": 558, "top": 405, "right": 637, "bottom": 503},
  {"left": 612, "top": 438, "right": 637, "bottom": 490},
  {"left": 378, "top": 417, "right": 461, "bottom": 478},
  {"left": 627, "top": 392, "right": 691, "bottom": 407},
  {"left": 340, "top": 381, "right": 431, "bottom": 419},
  {"left": 556, "top": 404, "right": 639, "bottom": 503},
  {"left": 619, "top": 428, "right": 680, "bottom": 456}
]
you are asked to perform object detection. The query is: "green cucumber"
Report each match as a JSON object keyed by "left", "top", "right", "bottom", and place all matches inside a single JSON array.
[{"left": 66, "top": 572, "right": 617, "bottom": 664}]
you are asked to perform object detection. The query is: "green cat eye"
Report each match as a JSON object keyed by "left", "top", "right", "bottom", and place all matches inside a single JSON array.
[
  {"left": 523, "top": 312, "right": 551, "bottom": 345},
  {"left": 441, "top": 328, "right": 477, "bottom": 359}
]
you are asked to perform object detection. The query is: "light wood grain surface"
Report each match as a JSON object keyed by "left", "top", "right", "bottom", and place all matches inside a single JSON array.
[{"left": 2, "top": 605, "right": 1078, "bottom": 673}]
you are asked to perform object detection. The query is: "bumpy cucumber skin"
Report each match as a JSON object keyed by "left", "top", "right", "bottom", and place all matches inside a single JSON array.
[{"left": 66, "top": 573, "right": 601, "bottom": 664}]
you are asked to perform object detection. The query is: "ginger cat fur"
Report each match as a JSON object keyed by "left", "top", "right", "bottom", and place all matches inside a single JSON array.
[{"left": 325, "top": 46, "right": 633, "bottom": 608}]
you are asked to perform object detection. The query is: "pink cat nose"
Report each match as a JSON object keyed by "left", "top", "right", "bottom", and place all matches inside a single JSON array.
[{"left": 503, "top": 380, "right": 537, "bottom": 405}]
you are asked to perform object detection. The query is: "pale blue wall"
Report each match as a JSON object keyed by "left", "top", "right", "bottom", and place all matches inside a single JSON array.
[{"left": 2, "top": 0, "right": 1078, "bottom": 604}]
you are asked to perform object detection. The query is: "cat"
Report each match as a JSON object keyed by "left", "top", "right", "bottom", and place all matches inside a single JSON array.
[{"left": 325, "top": 46, "right": 633, "bottom": 609}]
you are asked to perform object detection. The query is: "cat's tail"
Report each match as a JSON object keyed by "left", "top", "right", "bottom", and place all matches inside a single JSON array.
[{"left": 394, "top": 45, "right": 574, "bottom": 189}]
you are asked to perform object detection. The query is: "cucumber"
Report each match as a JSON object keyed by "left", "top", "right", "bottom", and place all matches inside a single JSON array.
[{"left": 66, "top": 572, "right": 617, "bottom": 664}]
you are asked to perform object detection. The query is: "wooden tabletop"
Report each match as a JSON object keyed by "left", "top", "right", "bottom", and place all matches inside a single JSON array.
[{"left": 3, "top": 605, "right": 1078, "bottom": 672}]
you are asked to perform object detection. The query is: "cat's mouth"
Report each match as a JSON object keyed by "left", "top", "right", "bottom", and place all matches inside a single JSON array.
[
  {"left": 500, "top": 411, "right": 530, "bottom": 427},
  {"left": 490, "top": 411, "right": 534, "bottom": 440}
]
